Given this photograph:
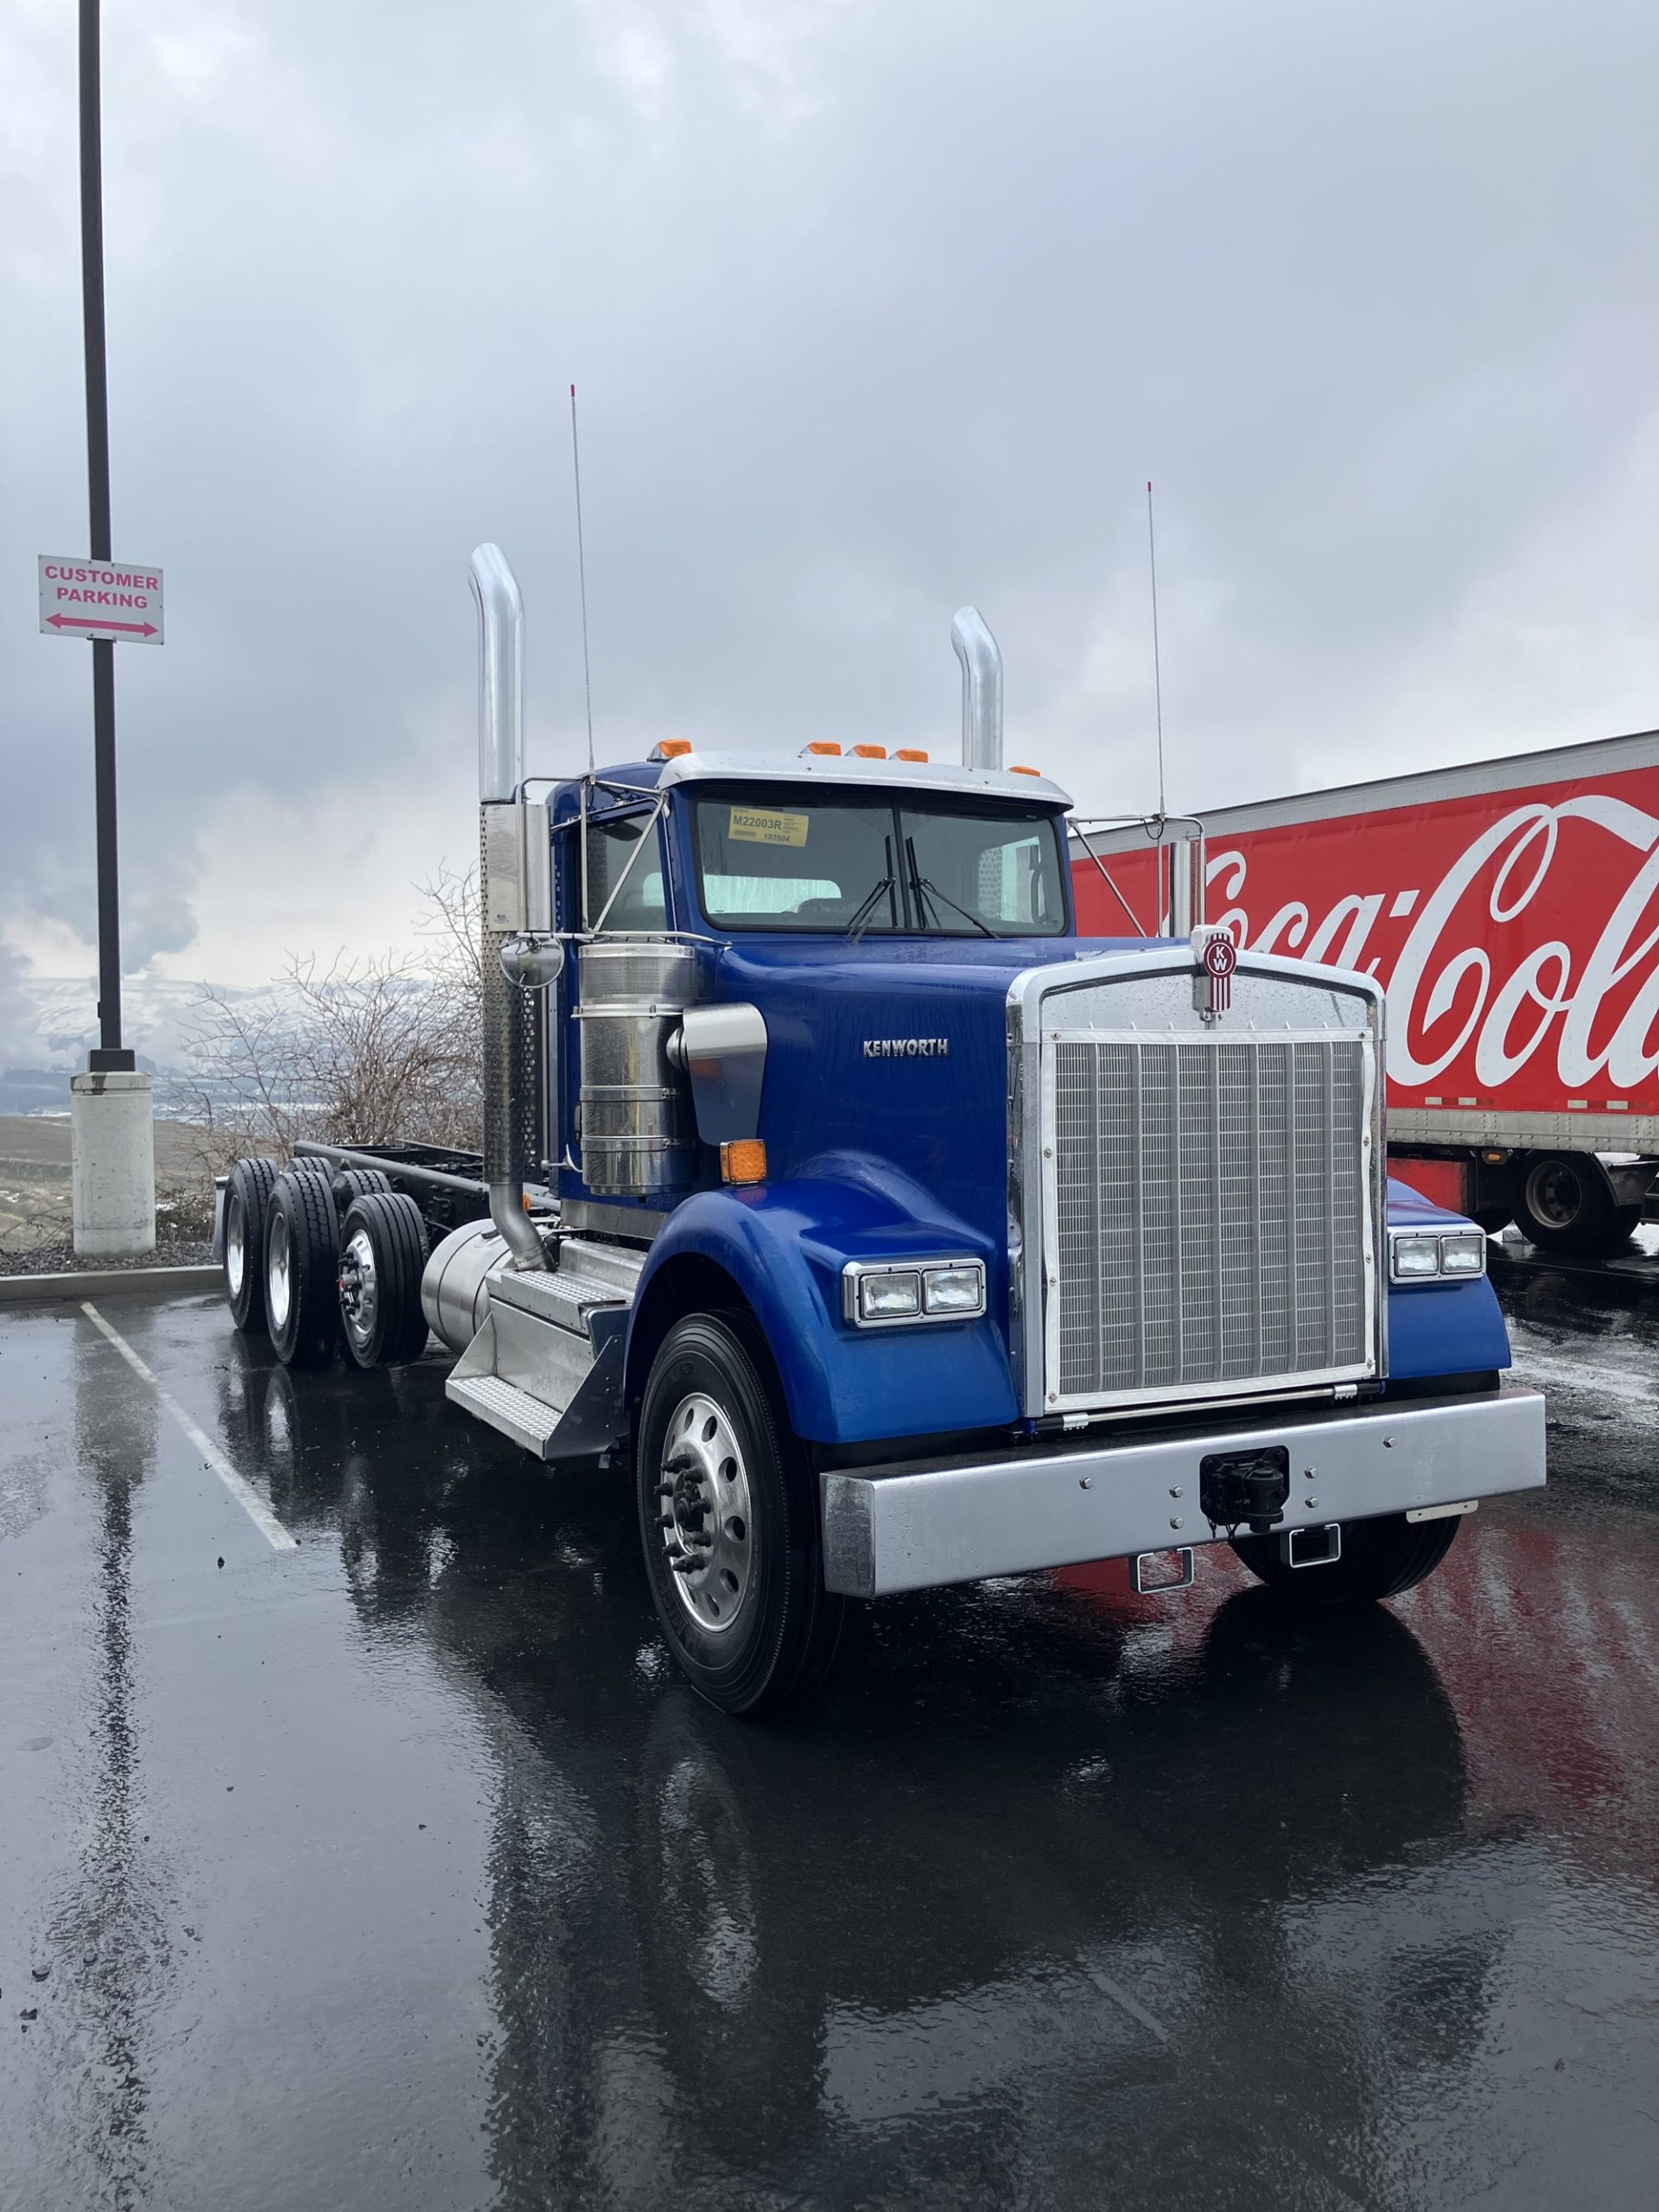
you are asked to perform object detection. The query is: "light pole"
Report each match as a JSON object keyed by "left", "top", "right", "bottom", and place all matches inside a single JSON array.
[
  {"left": 79, "top": 0, "right": 130, "bottom": 1074},
  {"left": 67, "top": 0, "right": 156, "bottom": 1258}
]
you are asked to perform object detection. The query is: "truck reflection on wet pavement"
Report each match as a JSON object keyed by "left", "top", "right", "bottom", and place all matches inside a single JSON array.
[{"left": 1, "top": 1263, "right": 1656, "bottom": 2210}]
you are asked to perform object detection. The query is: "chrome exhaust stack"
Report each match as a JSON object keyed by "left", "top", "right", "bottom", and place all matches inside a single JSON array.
[
  {"left": 469, "top": 543, "right": 546, "bottom": 1272},
  {"left": 951, "top": 606, "right": 1003, "bottom": 771}
]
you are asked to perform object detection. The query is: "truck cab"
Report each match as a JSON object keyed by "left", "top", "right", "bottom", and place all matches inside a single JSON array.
[{"left": 221, "top": 547, "right": 1546, "bottom": 1715}]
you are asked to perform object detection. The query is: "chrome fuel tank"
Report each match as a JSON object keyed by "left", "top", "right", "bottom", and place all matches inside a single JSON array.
[{"left": 422, "top": 1216, "right": 515, "bottom": 1354}]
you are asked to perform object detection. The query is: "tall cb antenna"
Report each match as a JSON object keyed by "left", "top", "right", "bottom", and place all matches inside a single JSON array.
[
  {"left": 569, "top": 383, "right": 595, "bottom": 775},
  {"left": 1147, "top": 479, "right": 1166, "bottom": 818}
]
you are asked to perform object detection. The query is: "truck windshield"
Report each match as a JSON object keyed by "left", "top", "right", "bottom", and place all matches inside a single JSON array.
[{"left": 691, "top": 791, "right": 1068, "bottom": 936}]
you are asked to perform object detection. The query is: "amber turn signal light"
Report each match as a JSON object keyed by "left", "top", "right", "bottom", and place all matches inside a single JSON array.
[{"left": 721, "top": 1140, "right": 768, "bottom": 1185}]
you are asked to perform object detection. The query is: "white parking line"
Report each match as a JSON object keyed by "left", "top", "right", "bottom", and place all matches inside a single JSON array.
[{"left": 81, "top": 1301, "right": 298, "bottom": 1553}]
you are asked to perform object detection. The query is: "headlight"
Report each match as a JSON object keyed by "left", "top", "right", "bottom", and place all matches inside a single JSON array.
[
  {"left": 859, "top": 1270, "right": 921, "bottom": 1320},
  {"left": 1389, "top": 1227, "right": 1487, "bottom": 1281},
  {"left": 1438, "top": 1230, "right": 1488, "bottom": 1277},
  {"left": 922, "top": 1265, "right": 985, "bottom": 1316},
  {"left": 843, "top": 1258, "right": 986, "bottom": 1326},
  {"left": 1390, "top": 1233, "right": 1441, "bottom": 1280}
]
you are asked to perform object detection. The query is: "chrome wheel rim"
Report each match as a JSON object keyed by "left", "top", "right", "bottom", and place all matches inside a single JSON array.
[
  {"left": 267, "top": 1210, "right": 293, "bottom": 1332},
  {"left": 337, "top": 1226, "right": 378, "bottom": 1352},
  {"left": 656, "top": 1391, "right": 754, "bottom": 1634},
  {"left": 226, "top": 1192, "right": 246, "bottom": 1297}
]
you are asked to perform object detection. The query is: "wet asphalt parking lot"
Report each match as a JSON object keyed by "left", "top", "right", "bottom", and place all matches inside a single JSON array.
[{"left": 2, "top": 1253, "right": 1656, "bottom": 2212}]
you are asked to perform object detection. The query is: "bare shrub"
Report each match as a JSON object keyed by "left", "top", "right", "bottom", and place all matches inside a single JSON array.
[{"left": 180, "top": 868, "right": 485, "bottom": 1166}]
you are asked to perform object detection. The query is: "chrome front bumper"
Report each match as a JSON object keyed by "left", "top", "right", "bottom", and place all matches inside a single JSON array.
[{"left": 819, "top": 1385, "right": 1546, "bottom": 1599}]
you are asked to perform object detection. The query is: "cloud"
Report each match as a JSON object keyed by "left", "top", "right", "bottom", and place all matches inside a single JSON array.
[
  {"left": 1, "top": 0, "right": 1656, "bottom": 1048},
  {"left": 0, "top": 938, "right": 38, "bottom": 1063}
]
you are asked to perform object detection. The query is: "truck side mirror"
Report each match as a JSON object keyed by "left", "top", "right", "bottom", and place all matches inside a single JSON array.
[{"left": 498, "top": 934, "right": 565, "bottom": 991}]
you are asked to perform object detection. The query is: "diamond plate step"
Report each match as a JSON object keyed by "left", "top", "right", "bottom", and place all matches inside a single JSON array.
[
  {"left": 556, "top": 1236, "right": 647, "bottom": 1295},
  {"left": 446, "top": 1373, "right": 563, "bottom": 1456},
  {"left": 489, "top": 1265, "right": 630, "bottom": 1338}
]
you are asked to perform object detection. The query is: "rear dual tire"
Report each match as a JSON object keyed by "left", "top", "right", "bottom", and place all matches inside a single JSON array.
[
  {"left": 223, "top": 1156, "right": 278, "bottom": 1332},
  {"left": 265, "top": 1168, "right": 343, "bottom": 1368},
  {"left": 337, "top": 1192, "right": 431, "bottom": 1369}
]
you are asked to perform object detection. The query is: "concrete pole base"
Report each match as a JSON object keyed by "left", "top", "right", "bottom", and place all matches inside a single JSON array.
[{"left": 71, "top": 1069, "right": 156, "bottom": 1258}]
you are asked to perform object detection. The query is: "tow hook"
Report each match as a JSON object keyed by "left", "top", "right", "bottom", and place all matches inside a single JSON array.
[{"left": 1199, "top": 1446, "right": 1291, "bottom": 1535}]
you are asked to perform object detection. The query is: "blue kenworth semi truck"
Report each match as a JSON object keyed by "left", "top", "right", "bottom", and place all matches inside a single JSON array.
[{"left": 215, "top": 545, "right": 1546, "bottom": 1713}]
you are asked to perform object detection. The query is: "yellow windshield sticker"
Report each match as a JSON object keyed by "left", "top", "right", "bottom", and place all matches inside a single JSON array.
[{"left": 728, "top": 805, "right": 810, "bottom": 849}]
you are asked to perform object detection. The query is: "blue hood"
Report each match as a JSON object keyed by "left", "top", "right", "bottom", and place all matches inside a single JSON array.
[{"left": 724, "top": 933, "right": 1144, "bottom": 1225}]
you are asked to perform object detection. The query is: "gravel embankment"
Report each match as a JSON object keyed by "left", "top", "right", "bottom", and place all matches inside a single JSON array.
[
  {"left": 0, "top": 1112, "right": 223, "bottom": 1274},
  {"left": 1, "top": 1236, "right": 217, "bottom": 1278}
]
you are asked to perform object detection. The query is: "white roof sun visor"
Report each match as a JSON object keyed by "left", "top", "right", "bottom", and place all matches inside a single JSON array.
[{"left": 650, "top": 749, "right": 1071, "bottom": 809}]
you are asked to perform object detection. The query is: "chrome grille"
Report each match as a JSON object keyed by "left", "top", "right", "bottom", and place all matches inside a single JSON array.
[{"left": 1047, "top": 1033, "right": 1372, "bottom": 1402}]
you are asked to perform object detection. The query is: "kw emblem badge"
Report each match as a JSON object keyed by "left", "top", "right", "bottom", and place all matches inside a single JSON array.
[{"left": 1193, "top": 927, "right": 1237, "bottom": 1020}]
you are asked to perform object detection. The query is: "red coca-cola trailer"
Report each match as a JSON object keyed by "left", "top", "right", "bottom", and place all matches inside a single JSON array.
[{"left": 1071, "top": 728, "right": 1659, "bottom": 1255}]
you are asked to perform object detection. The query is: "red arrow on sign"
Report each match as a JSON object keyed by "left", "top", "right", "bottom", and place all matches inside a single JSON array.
[{"left": 48, "top": 613, "right": 158, "bottom": 636}]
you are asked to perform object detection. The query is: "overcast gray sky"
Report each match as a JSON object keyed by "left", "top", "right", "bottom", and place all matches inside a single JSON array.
[{"left": 3, "top": 0, "right": 1656, "bottom": 1057}]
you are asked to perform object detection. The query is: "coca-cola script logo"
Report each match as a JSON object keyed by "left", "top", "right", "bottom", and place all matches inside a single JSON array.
[{"left": 1198, "top": 788, "right": 1659, "bottom": 1106}]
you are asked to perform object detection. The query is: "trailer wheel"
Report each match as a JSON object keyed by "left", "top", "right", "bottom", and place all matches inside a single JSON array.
[
  {"left": 337, "top": 1192, "right": 430, "bottom": 1369},
  {"left": 636, "top": 1314, "right": 844, "bottom": 1717},
  {"left": 1518, "top": 1153, "right": 1639, "bottom": 1256},
  {"left": 223, "top": 1157, "right": 278, "bottom": 1333},
  {"left": 265, "top": 1170, "right": 341, "bottom": 1368},
  {"left": 1230, "top": 1510, "right": 1462, "bottom": 1607}
]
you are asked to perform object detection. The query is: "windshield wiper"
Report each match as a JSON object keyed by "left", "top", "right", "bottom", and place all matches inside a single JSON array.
[
  {"left": 905, "top": 836, "right": 996, "bottom": 938},
  {"left": 847, "top": 837, "right": 898, "bottom": 942}
]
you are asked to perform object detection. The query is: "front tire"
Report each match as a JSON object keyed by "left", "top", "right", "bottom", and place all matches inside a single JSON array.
[
  {"left": 636, "top": 1314, "right": 844, "bottom": 1716},
  {"left": 1231, "top": 1510, "right": 1462, "bottom": 1607}
]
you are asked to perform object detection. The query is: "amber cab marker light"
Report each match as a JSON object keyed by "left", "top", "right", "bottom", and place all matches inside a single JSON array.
[
  {"left": 802, "top": 741, "right": 842, "bottom": 756},
  {"left": 650, "top": 738, "right": 693, "bottom": 760},
  {"left": 721, "top": 1139, "right": 768, "bottom": 1185},
  {"left": 894, "top": 748, "right": 929, "bottom": 762},
  {"left": 1009, "top": 764, "right": 1041, "bottom": 777},
  {"left": 851, "top": 744, "right": 887, "bottom": 759}
]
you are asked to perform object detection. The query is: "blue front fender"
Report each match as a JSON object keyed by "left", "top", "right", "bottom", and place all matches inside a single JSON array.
[
  {"left": 625, "top": 1173, "right": 1020, "bottom": 1446},
  {"left": 1382, "top": 1177, "right": 1513, "bottom": 1380},
  {"left": 1385, "top": 1276, "right": 1512, "bottom": 1379}
]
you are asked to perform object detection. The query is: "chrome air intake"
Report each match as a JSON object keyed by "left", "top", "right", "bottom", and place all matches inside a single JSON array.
[{"left": 576, "top": 942, "right": 701, "bottom": 1196}]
